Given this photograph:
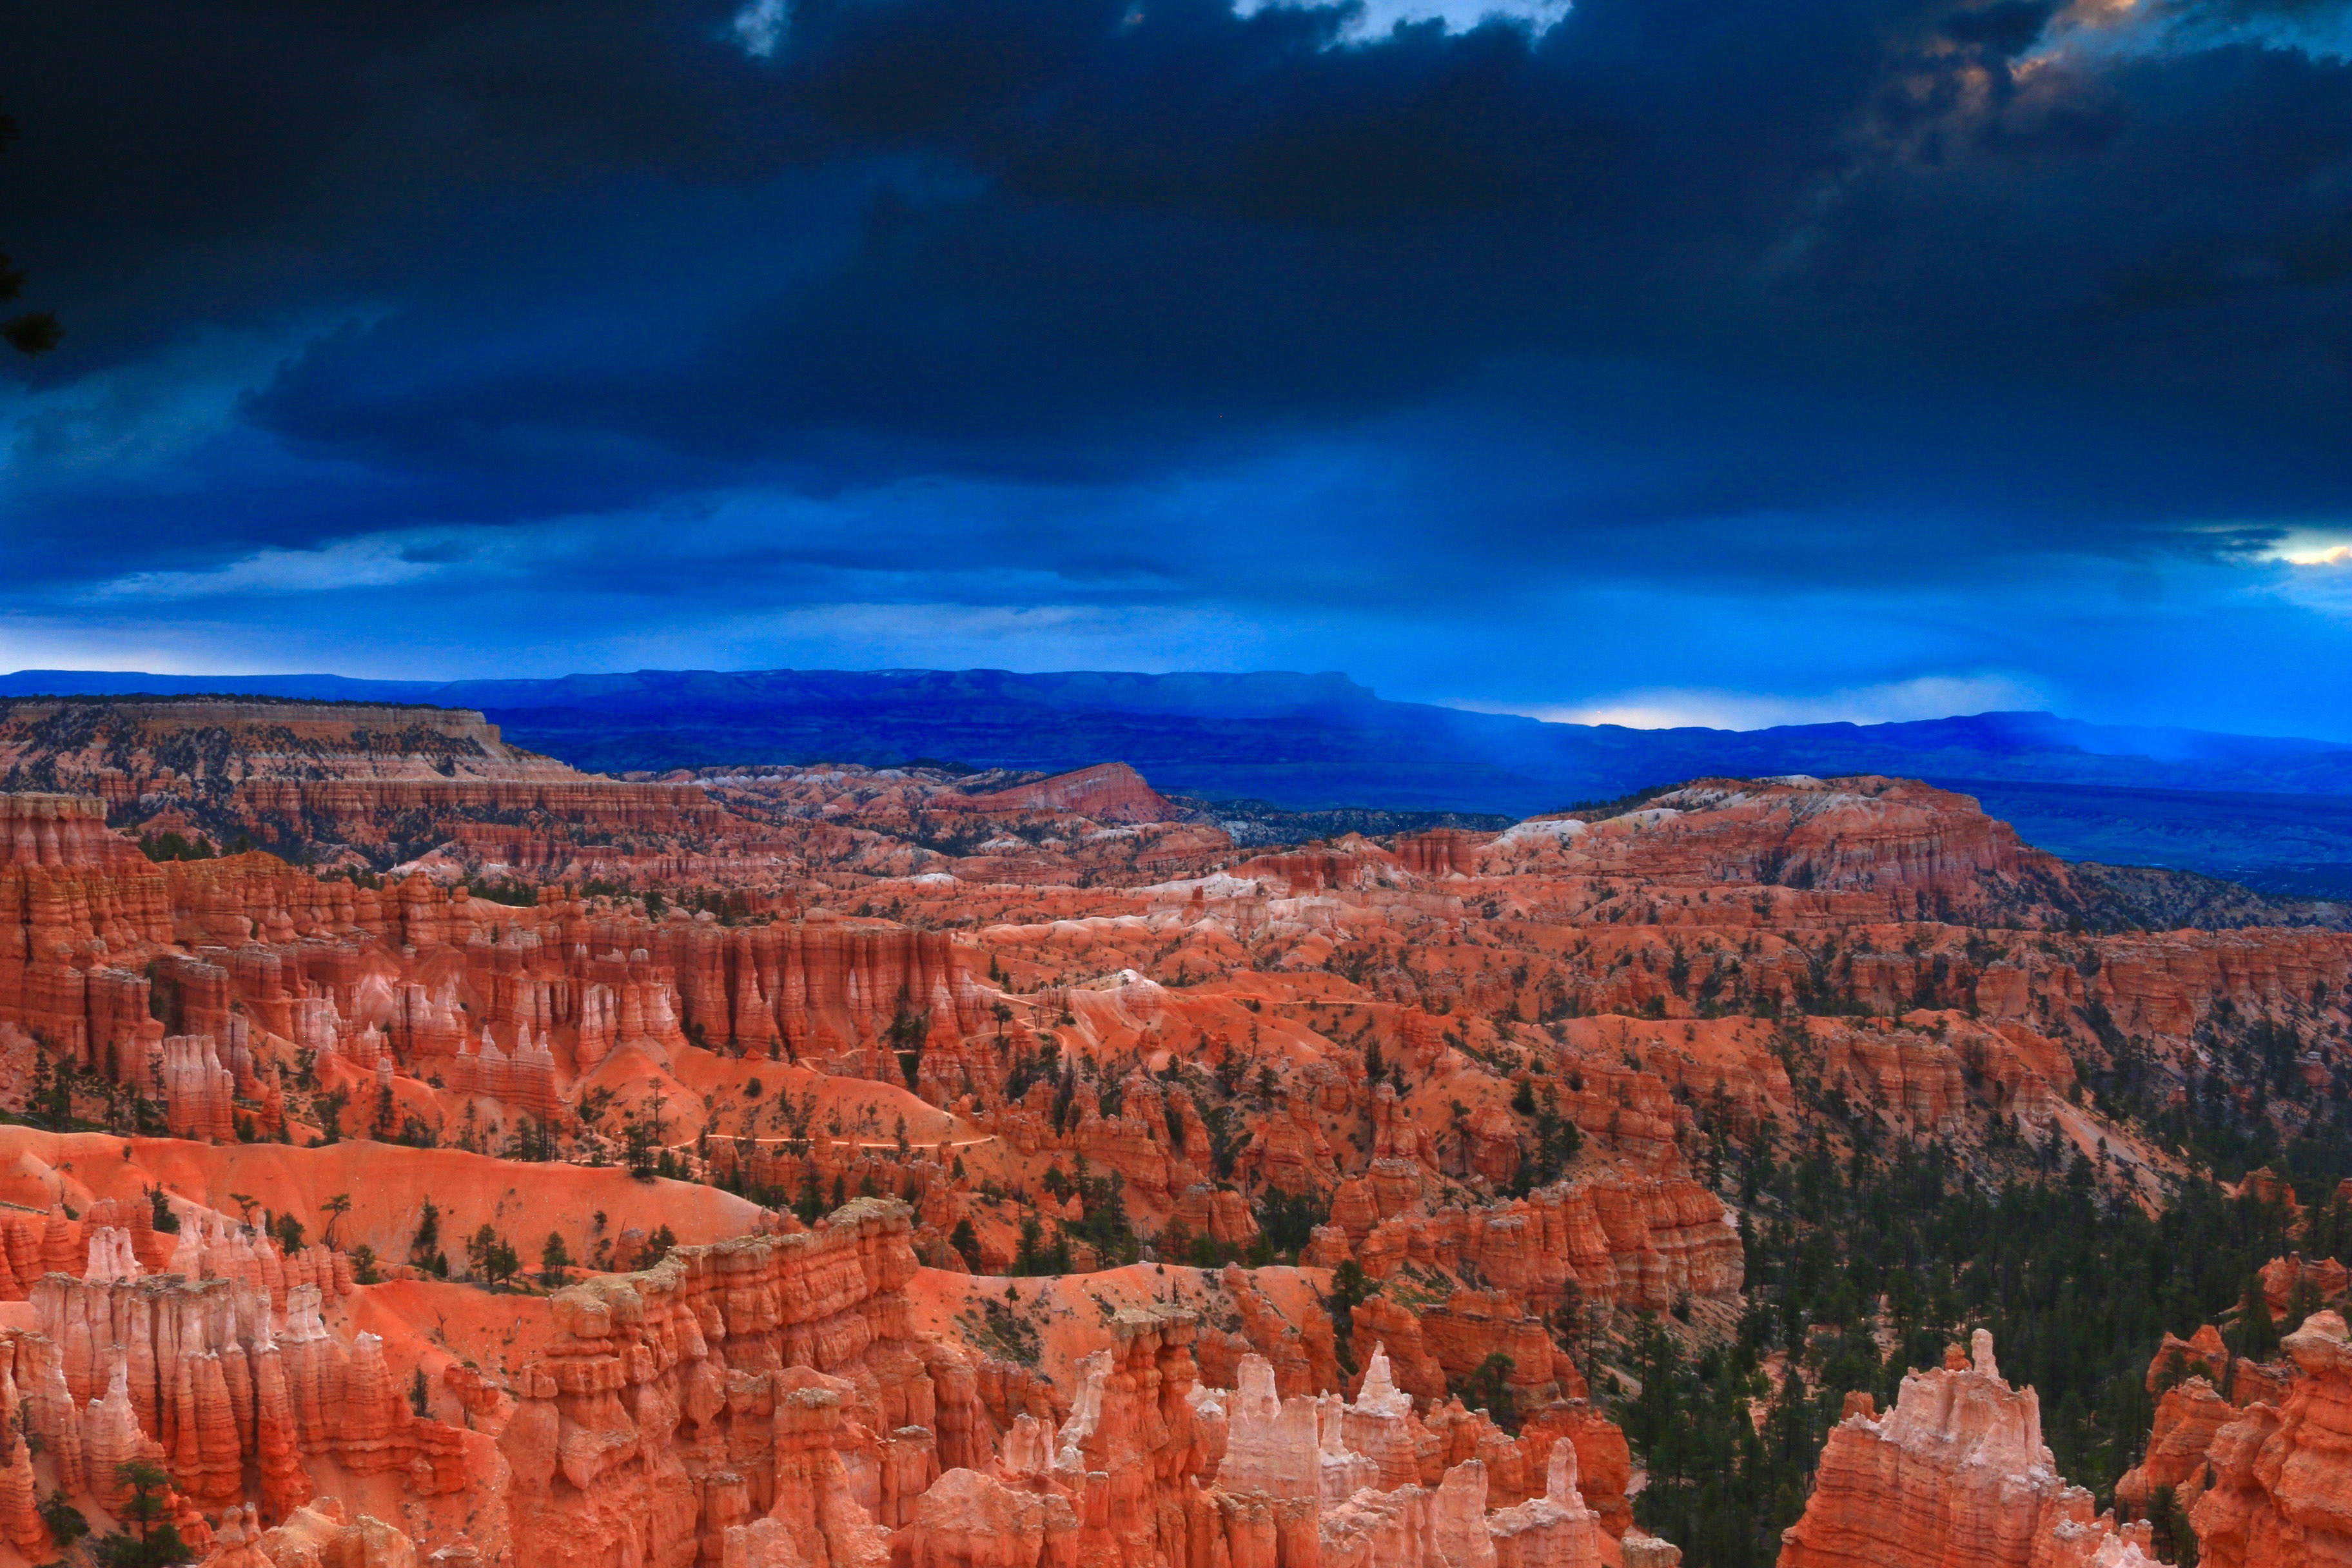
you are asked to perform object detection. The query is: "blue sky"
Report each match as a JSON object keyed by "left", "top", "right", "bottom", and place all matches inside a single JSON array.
[{"left": 5, "top": 0, "right": 2352, "bottom": 736}]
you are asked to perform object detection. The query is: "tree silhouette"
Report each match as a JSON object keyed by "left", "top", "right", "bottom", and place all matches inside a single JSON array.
[
  {"left": 950, "top": 1217, "right": 982, "bottom": 1271},
  {"left": 116, "top": 1461, "right": 168, "bottom": 1540},
  {"left": 37, "top": 1491, "right": 87, "bottom": 1548},
  {"left": 1460, "top": 1352, "right": 1518, "bottom": 1433}
]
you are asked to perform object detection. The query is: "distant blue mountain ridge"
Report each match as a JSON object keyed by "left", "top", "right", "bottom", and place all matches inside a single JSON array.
[{"left": 5, "top": 667, "right": 2349, "bottom": 897}]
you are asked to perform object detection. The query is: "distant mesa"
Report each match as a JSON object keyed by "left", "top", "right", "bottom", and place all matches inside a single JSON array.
[{"left": 0, "top": 693, "right": 547, "bottom": 773}]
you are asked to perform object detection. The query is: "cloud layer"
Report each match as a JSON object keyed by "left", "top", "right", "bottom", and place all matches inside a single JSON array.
[{"left": 3, "top": 0, "right": 2351, "bottom": 732}]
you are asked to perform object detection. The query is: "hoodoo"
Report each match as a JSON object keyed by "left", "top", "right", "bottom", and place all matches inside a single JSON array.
[{"left": 1779, "top": 1333, "right": 2156, "bottom": 1568}]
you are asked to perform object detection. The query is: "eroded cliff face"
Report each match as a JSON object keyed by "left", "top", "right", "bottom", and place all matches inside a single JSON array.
[
  {"left": 2111, "top": 1321, "right": 2298, "bottom": 1526},
  {"left": 0, "top": 786, "right": 1756, "bottom": 1347},
  {"left": 15, "top": 763, "right": 2342, "bottom": 1231},
  {"left": 950, "top": 764, "right": 1183, "bottom": 826},
  {"left": 1777, "top": 1333, "right": 2155, "bottom": 1568},
  {"left": 489, "top": 1199, "right": 972, "bottom": 1568},
  {"left": 50, "top": 1194, "right": 1658, "bottom": 1568},
  {"left": 0, "top": 1237, "right": 491, "bottom": 1565},
  {"left": 1477, "top": 779, "right": 2050, "bottom": 918},
  {"left": 0, "top": 700, "right": 669, "bottom": 874},
  {"left": 1311, "top": 1175, "right": 1741, "bottom": 1317},
  {"left": 2187, "top": 1310, "right": 2352, "bottom": 1568},
  {"left": 0, "top": 702, "right": 1239, "bottom": 891},
  {"left": 0, "top": 790, "right": 995, "bottom": 1159}
]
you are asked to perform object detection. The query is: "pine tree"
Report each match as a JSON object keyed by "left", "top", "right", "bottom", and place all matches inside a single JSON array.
[{"left": 540, "top": 1231, "right": 573, "bottom": 1289}]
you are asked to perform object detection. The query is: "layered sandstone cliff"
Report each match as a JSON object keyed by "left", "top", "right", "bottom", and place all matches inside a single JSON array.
[
  {"left": 486, "top": 1206, "right": 1669, "bottom": 1568},
  {"left": 0, "top": 790, "right": 997, "bottom": 1146},
  {"left": 1317, "top": 1173, "right": 1743, "bottom": 1316},
  {"left": 500, "top": 1199, "right": 986, "bottom": 1568}
]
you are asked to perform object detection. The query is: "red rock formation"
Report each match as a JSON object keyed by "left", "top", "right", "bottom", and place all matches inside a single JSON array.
[
  {"left": 1342, "top": 1302, "right": 1451, "bottom": 1404},
  {"left": 2190, "top": 1309, "right": 2352, "bottom": 1568},
  {"left": 22, "top": 1269, "right": 407, "bottom": 1509},
  {"left": 2115, "top": 1373, "right": 2237, "bottom": 1522},
  {"left": 15, "top": 749, "right": 2352, "bottom": 1568},
  {"left": 0, "top": 1348, "right": 47, "bottom": 1561},
  {"left": 1778, "top": 1331, "right": 2155, "bottom": 1568},
  {"left": 1190, "top": 1264, "right": 1340, "bottom": 1399},
  {"left": 1395, "top": 830, "right": 1486, "bottom": 879},
  {"left": 0, "top": 697, "right": 676, "bottom": 839},
  {"left": 894, "top": 1464, "right": 1079, "bottom": 1568},
  {"left": 0, "top": 796, "right": 173, "bottom": 1070},
  {"left": 2262, "top": 1253, "right": 2351, "bottom": 1315},
  {"left": 1521, "top": 1404, "right": 1632, "bottom": 1538},
  {"left": 1172, "top": 1184, "right": 1262, "bottom": 1252},
  {"left": 1345, "top": 1176, "right": 1742, "bottom": 1314},
  {"left": 246, "top": 1496, "right": 427, "bottom": 1567},
  {"left": 935, "top": 1337, "right": 1631, "bottom": 1568},
  {"left": 0, "top": 789, "right": 1003, "bottom": 1146},
  {"left": 1491, "top": 1444, "right": 1607, "bottom": 1568},
  {"left": 2139, "top": 1324, "right": 2293, "bottom": 1411},
  {"left": 500, "top": 1199, "right": 988, "bottom": 1568},
  {"left": 160, "top": 1031, "right": 240, "bottom": 1140},
  {"left": 1416, "top": 1289, "right": 1584, "bottom": 1407},
  {"left": 950, "top": 764, "right": 1182, "bottom": 825},
  {"left": 684, "top": 916, "right": 986, "bottom": 1066},
  {"left": 1478, "top": 778, "right": 2045, "bottom": 913},
  {"left": 0, "top": 790, "right": 157, "bottom": 872}
]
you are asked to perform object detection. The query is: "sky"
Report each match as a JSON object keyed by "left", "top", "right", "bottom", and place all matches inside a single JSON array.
[{"left": 5, "top": 0, "right": 2352, "bottom": 736}]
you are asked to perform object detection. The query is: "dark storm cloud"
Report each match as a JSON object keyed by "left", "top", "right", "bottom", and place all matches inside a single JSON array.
[{"left": 3, "top": 0, "right": 2351, "bottom": 626}]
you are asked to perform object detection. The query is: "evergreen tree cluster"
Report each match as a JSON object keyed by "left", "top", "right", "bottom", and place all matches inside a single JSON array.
[{"left": 1622, "top": 1135, "right": 2295, "bottom": 1567}]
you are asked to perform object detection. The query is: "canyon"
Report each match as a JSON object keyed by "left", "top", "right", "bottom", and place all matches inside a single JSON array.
[{"left": 0, "top": 698, "right": 2348, "bottom": 1565}]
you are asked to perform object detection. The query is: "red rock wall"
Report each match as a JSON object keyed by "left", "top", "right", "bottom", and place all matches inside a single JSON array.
[
  {"left": 6, "top": 1260, "right": 462, "bottom": 1533},
  {"left": 1340, "top": 1175, "right": 1742, "bottom": 1313},
  {"left": 2190, "top": 1310, "right": 2352, "bottom": 1568},
  {"left": 501, "top": 1199, "right": 991, "bottom": 1568}
]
